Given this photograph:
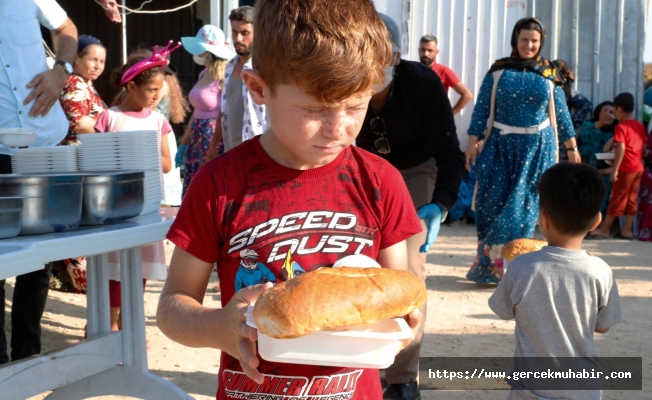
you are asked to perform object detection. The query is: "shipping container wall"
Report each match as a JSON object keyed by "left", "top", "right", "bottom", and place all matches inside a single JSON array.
[
  {"left": 529, "top": 0, "right": 647, "bottom": 120},
  {"left": 374, "top": 0, "right": 648, "bottom": 150},
  {"left": 374, "top": 0, "right": 526, "bottom": 150}
]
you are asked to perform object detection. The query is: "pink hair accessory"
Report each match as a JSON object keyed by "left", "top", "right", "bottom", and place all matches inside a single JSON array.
[{"left": 120, "top": 40, "right": 182, "bottom": 86}]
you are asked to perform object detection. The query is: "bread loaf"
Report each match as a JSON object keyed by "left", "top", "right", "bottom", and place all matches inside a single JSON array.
[
  {"left": 253, "top": 267, "right": 426, "bottom": 339},
  {"left": 501, "top": 238, "right": 548, "bottom": 261}
]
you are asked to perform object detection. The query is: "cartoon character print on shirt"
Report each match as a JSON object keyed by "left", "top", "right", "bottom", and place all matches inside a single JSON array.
[
  {"left": 235, "top": 248, "right": 307, "bottom": 291},
  {"left": 279, "top": 249, "right": 306, "bottom": 281},
  {"left": 234, "top": 249, "right": 277, "bottom": 291}
]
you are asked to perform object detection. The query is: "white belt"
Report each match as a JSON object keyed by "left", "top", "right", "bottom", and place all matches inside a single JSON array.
[{"left": 493, "top": 119, "right": 550, "bottom": 135}]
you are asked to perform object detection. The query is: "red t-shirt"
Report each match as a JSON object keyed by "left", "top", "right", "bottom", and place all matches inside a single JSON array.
[
  {"left": 613, "top": 119, "right": 646, "bottom": 173},
  {"left": 429, "top": 62, "right": 461, "bottom": 92},
  {"left": 167, "top": 136, "right": 422, "bottom": 400}
]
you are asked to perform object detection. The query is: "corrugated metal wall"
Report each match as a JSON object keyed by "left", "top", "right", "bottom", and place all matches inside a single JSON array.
[
  {"left": 529, "top": 0, "right": 647, "bottom": 121},
  {"left": 374, "top": 0, "right": 648, "bottom": 149}
]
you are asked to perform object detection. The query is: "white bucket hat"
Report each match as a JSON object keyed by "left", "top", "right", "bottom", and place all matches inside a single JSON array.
[{"left": 181, "top": 25, "right": 235, "bottom": 60}]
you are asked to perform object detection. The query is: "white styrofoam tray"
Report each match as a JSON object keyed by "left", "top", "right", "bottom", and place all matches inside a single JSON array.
[
  {"left": 595, "top": 152, "right": 615, "bottom": 160},
  {"left": 245, "top": 306, "right": 410, "bottom": 369},
  {"left": 245, "top": 254, "right": 411, "bottom": 369}
]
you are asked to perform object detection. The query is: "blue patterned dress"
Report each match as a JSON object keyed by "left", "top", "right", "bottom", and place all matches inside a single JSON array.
[{"left": 466, "top": 69, "right": 574, "bottom": 284}]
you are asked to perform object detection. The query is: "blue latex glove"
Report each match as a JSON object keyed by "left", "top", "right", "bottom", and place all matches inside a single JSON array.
[
  {"left": 175, "top": 144, "right": 188, "bottom": 169},
  {"left": 417, "top": 203, "right": 442, "bottom": 253}
]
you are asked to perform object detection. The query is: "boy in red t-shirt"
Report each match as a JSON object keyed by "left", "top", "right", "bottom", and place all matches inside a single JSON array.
[
  {"left": 156, "top": 1, "right": 424, "bottom": 399},
  {"left": 590, "top": 92, "right": 646, "bottom": 239}
]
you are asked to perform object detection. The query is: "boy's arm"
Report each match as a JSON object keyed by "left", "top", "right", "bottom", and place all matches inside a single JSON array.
[
  {"left": 611, "top": 142, "right": 625, "bottom": 182},
  {"left": 377, "top": 240, "right": 421, "bottom": 353},
  {"left": 377, "top": 239, "right": 408, "bottom": 271},
  {"left": 488, "top": 274, "right": 516, "bottom": 320},
  {"left": 157, "top": 247, "right": 271, "bottom": 384},
  {"left": 595, "top": 273, "right": 622, "bottom": 334}
]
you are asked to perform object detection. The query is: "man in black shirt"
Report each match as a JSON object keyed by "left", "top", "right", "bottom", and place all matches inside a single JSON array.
[{"left": 358, "top": 14, "right": 465, "bottom": 400}]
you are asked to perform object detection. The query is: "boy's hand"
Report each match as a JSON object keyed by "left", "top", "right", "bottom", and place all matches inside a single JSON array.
[
  {"left": 397, "top": 308, "right": 421, "bottom": 353},
  {"left": 222, "top": 282, "right": 273, "bottom": 384},
  {"left": 611, "top": 170, "right": 619, "bottom": 182}
]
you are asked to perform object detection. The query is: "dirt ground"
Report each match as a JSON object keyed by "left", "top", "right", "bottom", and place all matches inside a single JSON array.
[{"left": 2, "top": 223, "right": 649, "bottom": 399}]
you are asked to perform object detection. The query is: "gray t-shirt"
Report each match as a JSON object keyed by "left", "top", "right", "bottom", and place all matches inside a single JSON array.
[
  {"left": 489, "top": 246, "right": 622, "bottom": 400},
  {"left": 224, "top": 76, "right": 244, "bottom": 152}
]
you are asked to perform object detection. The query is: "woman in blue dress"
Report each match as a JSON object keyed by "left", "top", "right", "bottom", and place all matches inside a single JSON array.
[{"left": 465, "top": 18, "right": 580, "bottom": 284}]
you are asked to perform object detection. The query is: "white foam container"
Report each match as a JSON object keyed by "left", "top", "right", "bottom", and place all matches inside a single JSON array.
[
  {"left": 246, "top": 306, "right": 411, "bottom": 369},
  {"left": 595, "top": 152, "right": 615, "bottom": 160},
  {"left": 0, "top": 128, "right": 38, "bottom": 147},
  {"left": 246, "top": 254, "right": 411, "bottom": 368}
]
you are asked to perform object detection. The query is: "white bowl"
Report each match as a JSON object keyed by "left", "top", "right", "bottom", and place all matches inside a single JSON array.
[
  {"left": 245, "top": 305, "right": 410, "bottom": 368},
  {"left": 0, "top": 128, "right": 38, "bottom": 147}
]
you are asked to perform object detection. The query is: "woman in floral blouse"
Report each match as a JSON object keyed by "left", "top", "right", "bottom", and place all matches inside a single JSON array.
[
  {"left": 52, "top": 35, "right": 107, "bottom": 298},
  {"left": 59, "top": 35, "right": 107, "bottom": 145}
]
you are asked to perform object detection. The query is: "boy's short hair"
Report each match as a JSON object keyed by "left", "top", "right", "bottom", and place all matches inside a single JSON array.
[
  {"left": 229, "top": 6, "right": 254, "bottom": 24},
  {"left": 613, "top": 92, "right": 635, "bottom": 113},
  {"left": 252, "top": 0, "right": 393, "bottom": 104},
  {"left": 538, "top": 163, "right": 607, "bottom": 236}
]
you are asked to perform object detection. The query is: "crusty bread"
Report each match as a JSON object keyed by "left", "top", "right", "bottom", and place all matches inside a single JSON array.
[
  {"left": 501, "top": 238, "right": 548, "bottom": 261},
  {"left": 253, "top": 267, "right": 426, "bottom": 339}
]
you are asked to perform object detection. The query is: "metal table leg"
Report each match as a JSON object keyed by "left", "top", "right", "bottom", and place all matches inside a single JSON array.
[{"left": 45, "top": 248, "right": 194, "bottom": 400}]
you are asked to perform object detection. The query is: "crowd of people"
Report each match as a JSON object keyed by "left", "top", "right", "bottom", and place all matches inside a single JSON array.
[{"left": 0, "top": 0, "right": 646, "bottom": 399}]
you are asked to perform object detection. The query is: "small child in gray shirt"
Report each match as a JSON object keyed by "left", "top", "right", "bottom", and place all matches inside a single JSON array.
[{"left": 489, "top": 163, "right": 622, "bottom": 400}]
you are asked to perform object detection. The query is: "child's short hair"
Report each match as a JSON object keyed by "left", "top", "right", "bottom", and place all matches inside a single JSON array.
[
  {"left": 613, "top": 92, "right": 635, "bottom": 113},
  {"left": 538, "top": 163, "right": 607, "bottom": 236},
  {"left": 251, "top": 0, "right": 393, "bottom": 104}
]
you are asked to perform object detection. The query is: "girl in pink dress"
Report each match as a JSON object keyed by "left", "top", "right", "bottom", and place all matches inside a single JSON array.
[{"left": 95, "top": 48, "right": 176, "bottom": 330}]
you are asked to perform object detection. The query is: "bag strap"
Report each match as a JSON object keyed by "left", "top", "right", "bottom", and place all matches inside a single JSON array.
[
  {"left": 483, "top": 70, "right": 503, "bottom": 143},
  {"left": 472, "top": 70, "right": 503, "bottom": 212},
  {"left": 547, "top": 79, "right": 559, "bottom": 163}
]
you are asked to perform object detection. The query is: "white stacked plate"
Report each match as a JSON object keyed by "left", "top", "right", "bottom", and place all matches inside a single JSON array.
[
  {"left": 11, "top": 146, "right": 79, "bottom": 173},
  {"left": 78, "top": 131, "right": 162, "bottom": 215}
]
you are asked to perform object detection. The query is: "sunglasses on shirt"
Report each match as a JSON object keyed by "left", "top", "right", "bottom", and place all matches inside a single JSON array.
[{"left": 370, "top": 116, "right": 391, "bottom": 154}]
